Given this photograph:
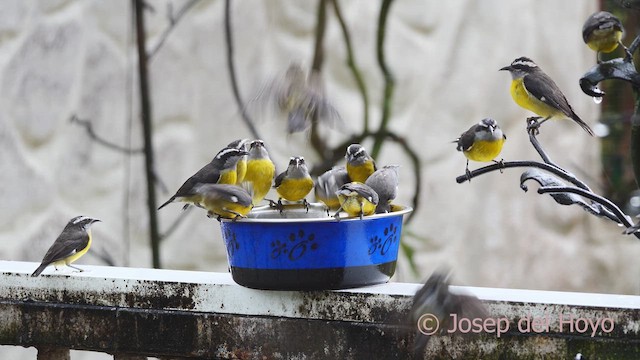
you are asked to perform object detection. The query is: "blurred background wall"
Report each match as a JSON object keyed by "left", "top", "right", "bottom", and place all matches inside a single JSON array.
[{"left": 1, "top": 0, "right": 638, "bottom": 307}]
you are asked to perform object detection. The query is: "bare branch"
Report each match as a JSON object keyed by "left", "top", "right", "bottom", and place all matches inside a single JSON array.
[
  {"left": 70, "top": 114, "right": 144, "bottom": 154},
  {"left": 147, "top": 0, "right": 200, "bottom": 61},
  {"left": 224, "top": 0, "right": 261, "bottom": 139}
]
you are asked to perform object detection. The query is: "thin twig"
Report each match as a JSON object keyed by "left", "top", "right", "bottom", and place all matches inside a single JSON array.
[
  {"left": 370, "top": 0, "right": 395, "bottom": 159},
  {"left": 160, "top": 207, "right": 192, "bottom": 241},
  {"left": 384, "top": 131, "right": 421, "bottom": 223},
  {"left": 70, "top": 115, "right": 144, "bottom": 154},
  {"left": 331, "top": 0, "right": 370, "bottom": 133},
  {"left": 148, "top": 0, "right": 200, "bottom": 61},
  {"left": 224, "top": 0, "right": 260, "bottom": 139}
]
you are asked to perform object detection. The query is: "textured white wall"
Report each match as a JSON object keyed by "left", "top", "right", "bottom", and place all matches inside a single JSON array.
[{"left": 0, "top": 0, "right": 637, "bottom": 304}]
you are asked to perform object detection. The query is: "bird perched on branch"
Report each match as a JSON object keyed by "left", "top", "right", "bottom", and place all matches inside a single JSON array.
[
  {"left": 158, "top": 147, "right": 248, "bottom": 210},
  {"left": 242, "top": 140, "right": 276, "bottom": 206},
  {"left": 31, "top": 216, "right": 101, "bottom": 277},
  {"left": 500, "top": 57, "right": 594, "bottom": 136},
  {"left": 582, "top": 11, "right": 630, "bottom": 62},
  {"left": 345, "top": 143, "right": 377, "bottom": 183},
  {"left": 365, "top": 165, "right": 399, "bottom": 213},
  {"left": 335, "top": 182, "right": 379, "bottom": 220},
  {"left": 455, "top": 118, "right": 506, "bottom": 179},
  {"left": 190, "top": 183, "right": 253, "bottom": 221},
  {"left": 275, "top": 156, "right": 314, "bottom": 210}
]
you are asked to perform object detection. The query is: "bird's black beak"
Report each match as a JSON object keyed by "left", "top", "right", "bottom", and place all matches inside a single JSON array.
[
  {"left": 499, "top": 65, "right": 511, "bottom": 71},
  {"left": 92, "top": 219, "right": 102, "bottom": 224}
]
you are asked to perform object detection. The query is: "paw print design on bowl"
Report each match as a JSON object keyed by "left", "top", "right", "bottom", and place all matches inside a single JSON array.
[
  {"left": 368, "top": 223, "right": 398, "bottom": 256},
  {"left": 270, "top": 229, "right": 318, "bottom": 261}
]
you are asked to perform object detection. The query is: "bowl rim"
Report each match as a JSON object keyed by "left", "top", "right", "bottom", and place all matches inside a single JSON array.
[{"left": 220, "top": 204, "right": 413, "bottom": 224}]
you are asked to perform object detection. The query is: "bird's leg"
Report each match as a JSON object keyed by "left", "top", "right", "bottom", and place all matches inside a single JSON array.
[
  {"left": 222, "top": 208, "right": 246, "bottom": 222},
  {"left": 493, "top": 158, "right": 505, "bottom": 173},
  {"left": 266, "top": 198, "right": 279, "bottom": 209},
  {"left": 359, "top": 201, "right": 366, "bottom": 220},
  {"left": 333, "top": 207, "right": 343, "bottom": 221},
  {"left": 465, "top": 160, "right": 472, "bottom": 182},
  {"left": 67, "top": 264, "right": 84, "bottom": 273},
  {"left": 526, "top": 116, "right": 545, "bottom": 135},
  {"left": 276, "top": 199, "right": 285, "bottom": 214},
  {"left": 302, "top": 198, "right": 310, "bottom": 213}
]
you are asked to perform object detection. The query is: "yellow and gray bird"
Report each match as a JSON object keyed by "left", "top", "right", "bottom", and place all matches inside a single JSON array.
[
  {"left": 158, "top": 147, "right": 249, "bottom": 210},
  {"left": 500, "top": 57, "right": 594, "bottom": 136},
  {"left": 345, "top": 144, "right": 377, "bottom": 183},
  {"left": 274, "top": 63, "right": 341, "bottom": 133},
  {"left": 31, "top": 216, "right": 101, "bottom": 277},
  {"left": 365, "top": 165, "right": 399, "bottom": 213},
  {"left": 242, "top": 140, "right": 276, "bottom": 206},
  {"left": 227, "top": 139, "right": 250, "bottom": 184},
  {"left": 274, "top": 156, "right": 314, "bottom": 207},
  {"left": 410, "top": 270, "right": 487, "bottom": 357},
  {"left": 582, "top": 11, "right": 628, "bottom": 61},
  {"left": 455, "top": 118, "right": 506, "bottom": 178},
  {"left": 335, "top": 182, "right": 379, "bottom": 220},
  {"left": 315, "top": 166, "right": 350, "bottom": 210},
  {"left": 190, "top": 183, "right": 253, "bottom": 221}
]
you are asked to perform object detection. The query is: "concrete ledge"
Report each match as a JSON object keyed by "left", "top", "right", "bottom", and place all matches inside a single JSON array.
[{"left": 0, "top": 261, "right": 639, "bottom": 358}]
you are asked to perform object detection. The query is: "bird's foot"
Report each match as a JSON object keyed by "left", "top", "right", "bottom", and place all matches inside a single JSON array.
[
  {"left": 493, "top": 158, "right": 505, "bottom": 173},
  {"left": 526, "top": 116, "right": 542, "bottom": 136}
]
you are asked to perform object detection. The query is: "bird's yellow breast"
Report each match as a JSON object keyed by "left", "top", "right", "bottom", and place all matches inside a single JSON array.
[
  {"left": 510, "top": 78, "right": 561, "bottom": 118},
  {"left": 218, "top": 169, "right": 237, "bottom": 185},
  {"left": 235, "top": 159, "right": 247, "bottom": 184},
  {"left": 463, "top": 138, "right": 505, "bottom": 162},
  {"left": 54, "top": 231, "right": 92, "bottom": 267},
  {"left": 587, "top": 29, "right": 622, "bottom": 53},
  {"left": 346, "top": 162, "right": 376, "bottom": 183},
  {"left": 277, "top": 177, "right": 314, "bottom": 202},
  {"left": 244, "top": 159, "right": 276, "bottom": 205}
]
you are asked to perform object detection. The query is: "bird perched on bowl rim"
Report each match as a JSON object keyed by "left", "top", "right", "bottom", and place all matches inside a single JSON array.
[
  {"left": 31, "top": 216, "right": 101, "bottom": 277},
  {"left": 500, "top": 57, "right": 594, "bottom": 136},
  {"left": 190, "top": 183, "right": 253, "bottom": 221},
  {"left": 315, "top": 166, "right": 350, "bottom": 211},
  {"left": 345, "top": 143, "right": 377, "bottom": 183},
  {"left": 242, "top": 140, "right": 276, "bottom": 206},
  {"left": 334, "top": 182, "right": 379, "bottom": 220},
  {"left": 274, "top": 156, "right": 314, "bottom": 211},
  {"left": 582, "top": 11, "right": 630, "bottom": 62},
  {"left": 455, "top": 118, "right": 506, "bottom": 180},
  {"left": 227, "top": 138, "right": 250, "bottom": 184},
  {"left": 365, "top": 165, "right": 400, "bottom": 214},
  {"left": 157, "top": 147, "right": 248, "bottom": 211}
]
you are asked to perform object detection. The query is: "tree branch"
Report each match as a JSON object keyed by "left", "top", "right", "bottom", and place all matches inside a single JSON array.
[
  {"left": 331, "top": 0, "right": 370, "bottom": 133},
  {"left": 224, "top": 0, "right": 260, "bottom": 139},
  {"left": 370, "top": 0, "right": 395, "bottom": 159},
  {"left": 134, "top": 0, "right": 162, "bottom": 268},
  {"left": 70, "top": 115, "right": 144, "bottom": 154},
  {"left": 147, "top": 0, "right": 200, "bottom": 61}
]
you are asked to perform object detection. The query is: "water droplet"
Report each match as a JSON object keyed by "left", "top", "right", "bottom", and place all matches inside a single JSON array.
[{"left": 593, "top": 96, "right": 603, "bottom": 104}]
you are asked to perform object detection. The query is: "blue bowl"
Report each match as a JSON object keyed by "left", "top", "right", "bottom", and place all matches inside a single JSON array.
[{"left": 219, "top": 203, "right": 412, "bottom": 290}]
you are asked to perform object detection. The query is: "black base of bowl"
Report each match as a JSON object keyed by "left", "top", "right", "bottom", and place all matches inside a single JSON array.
[{"left": 229, "top": 261, "right": 397, "bottom": 290}]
